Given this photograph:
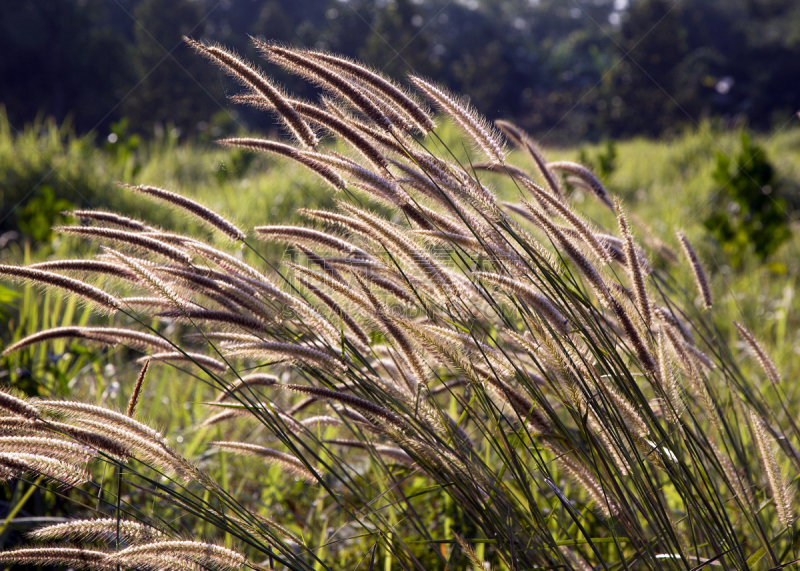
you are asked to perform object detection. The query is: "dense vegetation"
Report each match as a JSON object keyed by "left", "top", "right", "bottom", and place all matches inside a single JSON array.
[{"left": 0, "top": 39, "right": 799, "bottom": 569}]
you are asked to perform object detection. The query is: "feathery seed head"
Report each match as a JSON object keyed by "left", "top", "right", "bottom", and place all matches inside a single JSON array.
[
  {"left": 121, "top": 184, "right": 246, "bottom": 241},
  {"left": 734, "top": 321, "right": 781, "bottom": 385},
  {"left": 0, "top": 390, "right": 41, "bottom": 420},
  {"left": 411, "top": 76, "right": 505, "bottom": 163},
  {"left": 675, "top": 229, "right": 712, "bottom": 310},
  {"left": 302, "top": 50, "right": 435, "bottom": 132},
  {"left": 255, "top": 40, "right": 393, "bottom": 131},
  {"left": 185, "top": 37, "right": 318, "bottom": 148},
  {"left": 616, "top": 199, "right": 652, "bottom": 327},
  {"left": 0, "top": 265, "right": 121, "bottom": 312},
  {"left": 217, "top": 138, "right": 345, "bottom": 189}
]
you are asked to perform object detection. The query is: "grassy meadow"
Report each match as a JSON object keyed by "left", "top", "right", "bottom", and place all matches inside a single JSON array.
[
  {"left": 2, "top": 106, "right": 800, "bottom": 569},
  {"left": 5, "top": 112, "right": 800, "bottom": 359}
]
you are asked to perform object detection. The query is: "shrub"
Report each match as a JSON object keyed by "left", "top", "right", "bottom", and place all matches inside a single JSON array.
[
  {"left": 704, "top": 131, "right": 791, "bottom": 267},
  {"left": 0, "top": 39, "right": 796, "bottom": 570},
  {"left": 578, "top": 138, "right": 617, "bottom": 180}
]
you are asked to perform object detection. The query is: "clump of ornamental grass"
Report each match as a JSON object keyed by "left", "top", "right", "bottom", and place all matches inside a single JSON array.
[{"left": 0, "top": 37, "right": 797, "bottom": 571}]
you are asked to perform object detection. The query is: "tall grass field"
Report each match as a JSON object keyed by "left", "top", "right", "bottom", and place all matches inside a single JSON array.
[{"left": 0, "top": 38, "right": 799, "bottom": 570}]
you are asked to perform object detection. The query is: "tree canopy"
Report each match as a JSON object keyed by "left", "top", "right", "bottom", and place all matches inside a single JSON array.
[{"left": 1, "top": 0, "right": 798, "bottom": 143}]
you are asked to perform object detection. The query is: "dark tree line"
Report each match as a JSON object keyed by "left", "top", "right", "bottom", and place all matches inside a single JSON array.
[{"left": 2, "top": 0, "right": 798, "bottom": 143}]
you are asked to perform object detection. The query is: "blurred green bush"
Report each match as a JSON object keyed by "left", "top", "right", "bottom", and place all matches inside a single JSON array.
[{"left": 704, "top": 131, "right": 791, "bottom": 268}]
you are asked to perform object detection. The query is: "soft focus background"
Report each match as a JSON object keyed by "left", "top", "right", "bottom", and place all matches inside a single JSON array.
[{"left": 3, "top": 0, "right": 800, "bottom": 141}]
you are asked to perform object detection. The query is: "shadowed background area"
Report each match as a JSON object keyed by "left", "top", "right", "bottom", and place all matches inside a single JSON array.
[{"left": 2, "top": 0, "right": 799, "bottom": 144}]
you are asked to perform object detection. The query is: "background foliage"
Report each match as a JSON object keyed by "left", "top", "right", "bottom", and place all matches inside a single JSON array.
[{"left": 2, "top": 0, "right": 800, "bottom": 143}]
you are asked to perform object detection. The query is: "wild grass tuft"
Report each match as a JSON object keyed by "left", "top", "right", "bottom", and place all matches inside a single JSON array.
[{"left": 0, "top": 37, "right": 798, "bottom": 571}]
